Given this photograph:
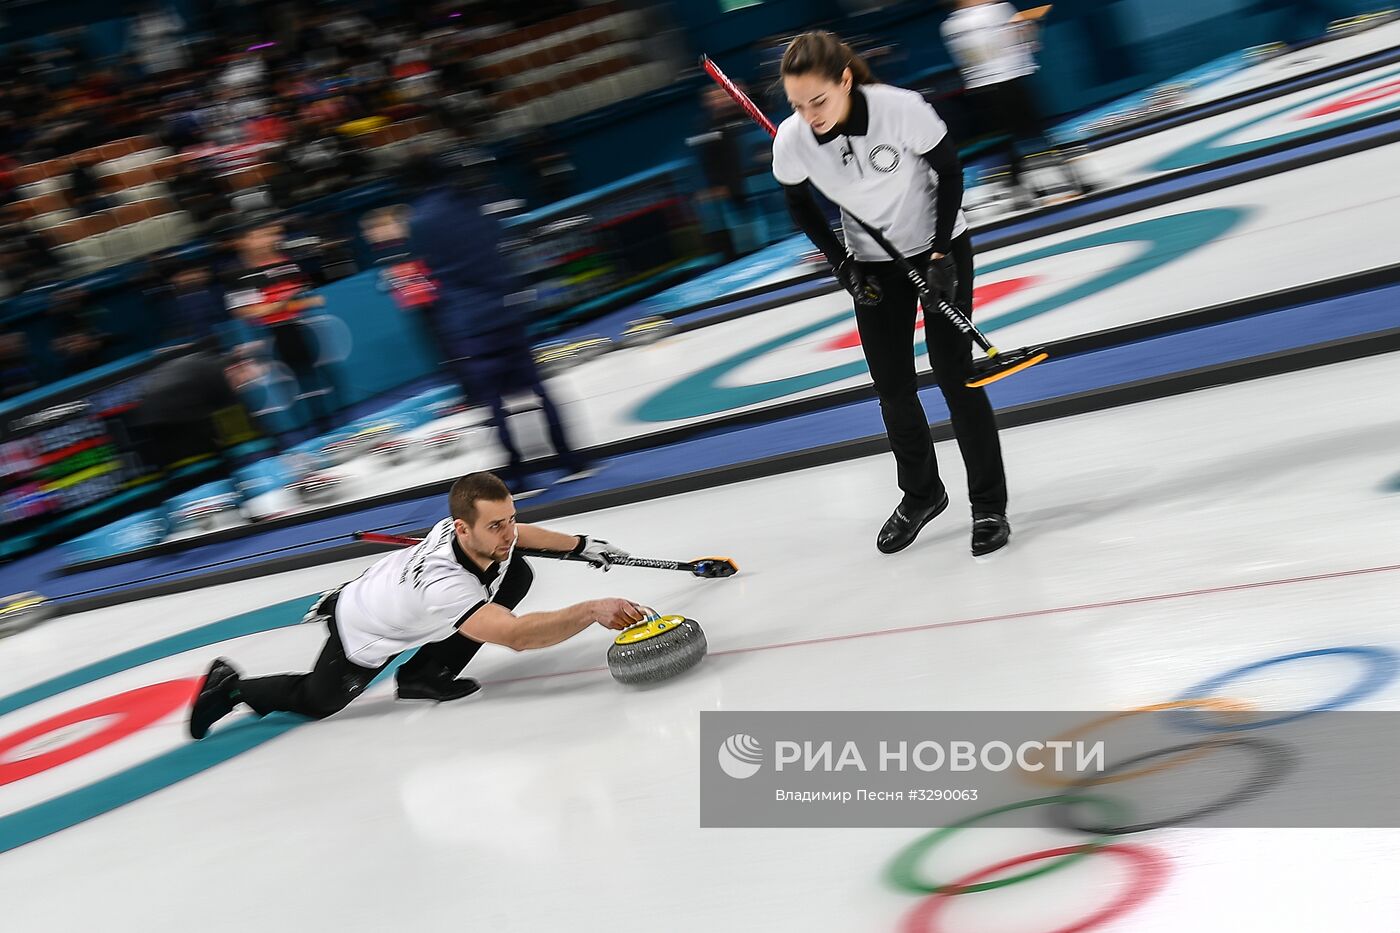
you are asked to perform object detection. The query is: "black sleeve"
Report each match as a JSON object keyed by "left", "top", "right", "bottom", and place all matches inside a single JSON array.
[
  {"left": 920, "top": 135, "right": 964, "bottom": 255},
  {"left": 455, "top": 600, "right": 488, "bottom": 628},
  {"left": 782, "top": 181, "right": 847, "bottom": 269}
]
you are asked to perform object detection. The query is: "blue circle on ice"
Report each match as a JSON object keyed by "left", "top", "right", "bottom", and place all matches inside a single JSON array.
[{"left": 1170, "top": 646, "right": 1400, "bottom": 731}]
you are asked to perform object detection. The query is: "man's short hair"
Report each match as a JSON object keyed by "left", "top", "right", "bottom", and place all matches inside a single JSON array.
[{"left": 449, "top": 472, "right": 511, "bottom": 525}]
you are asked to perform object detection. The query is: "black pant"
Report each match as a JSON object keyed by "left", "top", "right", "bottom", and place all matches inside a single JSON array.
[
  {"left": 853, "top": 232, "right": 1007, "bottom": 514},
  {"left": 447, "top": 349, "right": 584, "bottom": 478},
  {"left": 135, "top": 418, "right": 227, "bottom": 473},
  {"left": 971, "top": 78, "right": 1087, "bottom": 194},
  {"left": 430, "top": 315, "right": 585, "bottom": 479},
  {"left": 237, "top": 557, "right": 534, "bottom": 720},
  {"left": 270, "top": 320, "right": 338, "bottom": 432}
]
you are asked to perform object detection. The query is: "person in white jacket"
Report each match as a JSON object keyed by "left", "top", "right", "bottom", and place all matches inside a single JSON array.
[{"left": 941, "top": 0, "right": 1090, "bottom": 205}]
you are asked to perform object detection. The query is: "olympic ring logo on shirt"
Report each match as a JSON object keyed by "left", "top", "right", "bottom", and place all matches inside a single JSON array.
[
  {"left": 869, "top": 144, "right": 901, "bottom": 173},
  {"left": 882, "top": 645, "right": 1398, "bottom": 932},
  {"left": 633, "top": 207, "right": 1246, "bottom": 422}
]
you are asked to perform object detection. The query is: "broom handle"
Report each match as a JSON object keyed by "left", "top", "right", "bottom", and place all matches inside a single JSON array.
[
  {"left": 354, "top": 531, "right": 697, "bottom": 574},
  {"left": 699, "top": 54, "right": 1001, "bottom": 357},
  {"left": 354, "top": 531, "right": 425, "bottom": 547}
]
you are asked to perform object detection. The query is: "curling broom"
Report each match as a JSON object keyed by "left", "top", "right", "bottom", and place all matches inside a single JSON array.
[
  {"left": 353, "top": 530, "right": 739, "bottom": 578},
  {"left": 700, "top": 54, "right": 1048, "bottom": 388}
]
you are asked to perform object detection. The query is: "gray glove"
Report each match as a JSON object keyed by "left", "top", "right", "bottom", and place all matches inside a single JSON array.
[{"left": 571, "top": 535, "right": 629, "bottom": 571}]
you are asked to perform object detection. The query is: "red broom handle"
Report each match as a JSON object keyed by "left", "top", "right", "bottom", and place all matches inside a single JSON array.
[{"left": 701, "top": 55, "right": 777, "bottom": 136}]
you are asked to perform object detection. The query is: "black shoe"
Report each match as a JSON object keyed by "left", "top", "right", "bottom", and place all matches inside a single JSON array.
[
  {"left": 189, "top": 659, "right": 241, "bottom": 740},
  {"left": 396, "top": 674, "right": 482, "bottom": 702},
  {"left": 877, "top": 493, "right": 950, "bottom": 554},
  {"left": 971, "top": 512, "right": 1011, "bottom": 556}
]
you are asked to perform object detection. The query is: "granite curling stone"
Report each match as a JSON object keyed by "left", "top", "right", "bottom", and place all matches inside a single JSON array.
[
  {"left": 369, "top": 435, "right": 411, "bottom": 466},
  {"left": 607, "top": 614, "right": 707, "bottom": 685},
  {"left": 0, "top": 592, "right": 55, "bottom": 638},
  {"left": 620, "top": 315, "right": 676, "bottom": 347},
  {"left": 293, "top": 470, "right": 344, "bottom": 505},
  {"left": 423, "top": 427, "right": 467, "bottom": 459}
]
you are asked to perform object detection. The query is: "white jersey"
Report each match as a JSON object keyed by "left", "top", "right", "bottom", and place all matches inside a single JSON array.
[
  {"left": 941, "top": 2, "right": 1038, "bottom": 90},
  {"left": 771, "top": 83, "right": 968, "bottom": 261},
  {"left": 335, "top": 518, "right": 515, "bottom": 667}
]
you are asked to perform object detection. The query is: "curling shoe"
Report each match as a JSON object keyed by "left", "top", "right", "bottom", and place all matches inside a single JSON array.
[
  {"left": 877, "top": 492, "right": 949, "bottom": 554},
  {"left": 396, "top": 671, "right": 482, "bottom": 702},
  {"left": 189, "top": 659, "right": 241, "bottom": 740},
  {"left": 971, "top": 513, "right": 1011, "bottom": 557}
]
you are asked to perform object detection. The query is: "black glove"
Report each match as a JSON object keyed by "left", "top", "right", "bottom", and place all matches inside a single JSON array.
[
  {"left": 834, "top": 258, "right": 882, "bottom": 307},
  {"left": 925, "top": 253, "right": 958, "bottom": 307}
]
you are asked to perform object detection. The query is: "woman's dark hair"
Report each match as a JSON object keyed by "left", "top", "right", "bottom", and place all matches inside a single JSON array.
[{"left": 780, "top": 31, "right": 876, "bottom": 86}]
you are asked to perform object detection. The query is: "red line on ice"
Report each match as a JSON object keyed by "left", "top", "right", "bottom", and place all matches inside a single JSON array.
[{"left": 484, "top": 561, "right": 1400, "bottom": 686}]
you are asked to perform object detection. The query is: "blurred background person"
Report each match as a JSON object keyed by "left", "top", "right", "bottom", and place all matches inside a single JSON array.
[
  {"left": 127, "top": 1, "right": 190, "bottom": 77},
  {"left": 163, "top": 263, "right": 229, "bottom": 348},
  {"left": 128, "top": 345, "right": 278, "bottom": 479},
  {"left": 0, "top": 328, "right": 40, "bottom": 400},
  {"left": 520, "top": 130, "right": 578, "bottom": 207},
  {"left": 941, "top": 0, "right": 1091, "bottom": 208},
  {"left": 66, "top": 159, "right": 115, "bottom": 216},
  {"left": 404, "top": 146, "right": 592, "bottom": 494},
  {"left": 690, "top": 84, "right": 769, "bottom": 262},
  {"left": 45, "top": 286, "right": 112, "bottom": 380},
  {"left": 224, "top": 220, "right": 339, "bottom": 436}
]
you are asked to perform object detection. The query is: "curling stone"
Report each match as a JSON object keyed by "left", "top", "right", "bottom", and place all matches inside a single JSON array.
[
  {"left": 425, "top": 398, "right": 462, "bottom": 418},
  {"left": 321, "top": 435, "right": 366, "bottom": 466},
  {"left": 284, "top": 448, "right": 331, "bottom": 477},
  {"left": 169, "top": 502, "right": 202, "bottom": 534},
  {"left": 1244, "top": 41, "right": 1287, "bottom": 64},
  {"left": 533, "top": 341, "right": 578, "bottom": 376},
  {"left": 1024, "top": 153, "right": 1079, "bottom": 203},
  {"left": 620, "top": 315, "right": 676, "bottom": 347},
  {"left": 607, "top": 614, "right": 707, "bottom": 686},
  {"left": 292, "top": 470, "right": 345, "bottom": 505},
  {"left": 424, "top": 427, "right": 467, "bottom": 459},
  {"left": 323, "top": 421, "right": 401, "bottom": 465},
  {"left": 173, "top": 493, "right": 243, "bottom": 532},
  {"left": 571, "top": 336, "right": 612, "bottom": 363},
  {"left": 1329, "top": 9, "right": 1398, "bottom": 36},
  {"left": 369, "top": 435, "right": 411, "bottom": 466},
  {"left": 0, "top": 592, "right": 55, "bottom": 639},
  {"left": 355, "top": 420, "right": 403, "bottom": 447}
]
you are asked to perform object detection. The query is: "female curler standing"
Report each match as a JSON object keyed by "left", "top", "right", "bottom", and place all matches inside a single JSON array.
[{"left": 772, "top": 31, "right": 1010, "bottom": 556}]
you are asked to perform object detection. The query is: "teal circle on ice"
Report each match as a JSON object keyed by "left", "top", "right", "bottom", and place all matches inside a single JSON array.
[
  {"left": 1150, "top": 65, "right": 1400, "bottom": 172},
  {"left": 634, "top": 208, "right": 1246, "bottom": 422},
  {"left": 0, "top": 596, "right": 405, "bottom": 855}
]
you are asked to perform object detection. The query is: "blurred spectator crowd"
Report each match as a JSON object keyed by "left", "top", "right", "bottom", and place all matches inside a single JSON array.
[{"left": 0, "top": 0, "right": 669, "bottom": 399}]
